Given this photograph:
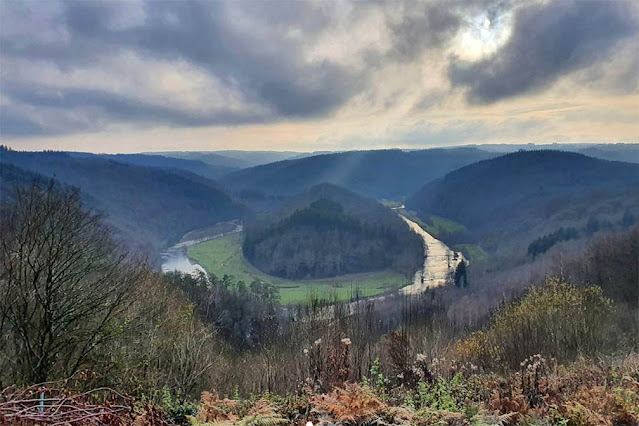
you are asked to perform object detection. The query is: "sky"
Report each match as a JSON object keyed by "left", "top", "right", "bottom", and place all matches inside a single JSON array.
[{"left": 0, "top": 0, "right": 637, "bottom": 153}]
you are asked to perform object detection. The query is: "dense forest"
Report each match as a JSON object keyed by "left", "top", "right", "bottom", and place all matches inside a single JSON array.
[
  {"left": 156, "top": 150, "right": 301, "bottom": 168},
  {"left": 407, "top": 150, "right": 639, "bottom": 256},
  {"left": 222, "top": 148, "right": 499, "bottom": 201},
  {"left": 527, "top": 227, "right": 579, "bottom": 259},
  {"left": 243, "top": 184, "right": 423, "bottom": 279},
  {"left": 2, "top": 0, "right": 638, "bottom": 420},
  {"left": 68, "top": 152, "right": 240, "bottom": 180},
  {"left": 0, "top": 147, "right": 249, "bottom": 255}
]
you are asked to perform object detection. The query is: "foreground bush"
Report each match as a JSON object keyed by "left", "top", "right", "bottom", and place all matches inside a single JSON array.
[{"left": 458, "top": 277, "right": 615, "bottom": 370}]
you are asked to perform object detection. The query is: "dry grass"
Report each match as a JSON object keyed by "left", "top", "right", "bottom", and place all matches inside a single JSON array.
[{"left": 4, "top": 355, "right": 637, "bottom": 425}]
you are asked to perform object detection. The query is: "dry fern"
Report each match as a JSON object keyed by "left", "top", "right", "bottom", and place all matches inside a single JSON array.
[
  {"left": 196, "top": 391, "right": 239, "bottom": 423},
  {"left": 485, "top": 389, "right": 530, "bottom": 425},
  {"left": 248, "top": 398, "right": 279, "bottom": 416},
  {"left": 311, "top": 383, "right": 387, "bottom": 424}
]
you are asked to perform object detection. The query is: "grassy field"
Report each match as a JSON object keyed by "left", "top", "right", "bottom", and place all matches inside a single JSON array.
[
  {"left": 453, "top": 243, "right": 488, "bottom": 262},
  {"left": 425, "top": 215, "right": 467, "bottom": 236},
  {"left": 397, "top": 210, "right": 466, "bottom": 235},
  {"left": 187, "top": 232, "right": 410, "bottom": 304}
]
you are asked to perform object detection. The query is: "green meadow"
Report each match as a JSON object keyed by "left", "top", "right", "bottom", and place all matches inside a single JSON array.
[
  {"left": 187, "top": 232, "right": 410, "bottom": 304},
  {"left": 454, "top": 244, "right": 488, "bottom": 262}
]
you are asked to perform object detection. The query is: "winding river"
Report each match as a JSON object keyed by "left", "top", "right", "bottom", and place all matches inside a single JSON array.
[
  {"left": 160, "top": 222, "right": 242, "bottom": 274},
  {"left": 160, "top": 215, "right": 462, "bottom": 305}
]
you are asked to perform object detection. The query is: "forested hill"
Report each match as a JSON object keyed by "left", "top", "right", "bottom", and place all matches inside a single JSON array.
[
  {"left": 155, "top": 150, "right": 302, "bottom": 168},
  {"left": 222, "top": 148, "right": 498, "bottom": 200},
  {"left": 243, "top": 183, "right": 423, "bottom": 280},
  {"left": 0, "top": 147, "right": 249, "bottom": 254},
  {"left": 68, "top": 152, "right": 239, "bottom": 180},
  {"left": 0, "top": 162, "right": 47, "bottom": 195},
  {"left": 406, "top": 150, "right": 639, "bottom": 252}
]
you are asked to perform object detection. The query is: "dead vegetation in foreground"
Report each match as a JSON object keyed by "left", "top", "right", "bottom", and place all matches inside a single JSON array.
[{"left": 2, "top": 353, "right": 638, "bottom": 425}]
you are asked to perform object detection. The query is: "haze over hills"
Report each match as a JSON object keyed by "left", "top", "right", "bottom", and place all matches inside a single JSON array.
[
  {"left": 0, "top": 162, "right": 49, "bottom": 196},
  {"left": 153, "top": 150, "right": 306, "bottom": 168},
  {"left": 0, "top": 147, "right": 249, "bottom": 255},
  {"left": 68, "top": 152, "right": 239, "bottom": 180},
  {"left": 461, "top": 143, "right": 639, "bottom": 163},
  {"left": 243, "top": 183, "right": 423, "bottom": 280},
  {"left": 406, "top": 150, "right": 639, "bottom": 256},
  {"left": 222, "top": 148, "right": 499, "bottom": 201}
]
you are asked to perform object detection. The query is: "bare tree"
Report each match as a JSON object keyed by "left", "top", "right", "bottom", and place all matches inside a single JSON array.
[{"left": 0, "top": 181, "right": 145, "bottom": 384}]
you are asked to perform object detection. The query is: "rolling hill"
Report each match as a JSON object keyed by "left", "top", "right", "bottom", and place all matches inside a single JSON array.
[
  {"left": 464, "top": 143, "right": 639, "bottom": 163},
  {"left": 0, "top": 147, "right": 249, "bottom": 255},
  {"left": 154, "top": 150, "right": 305, "bottom": 168},
  {"left": 68, "top": 152, "right": 238, "bottom": 180},
  {"left": 406, "top": 150, "right": 639, "bottom": 255},
  {"left": 243, "top": 183, "right": 423, "bottom": 280},
  {"left": 221, "top": 148, "right": 499, "bottom": 201}
]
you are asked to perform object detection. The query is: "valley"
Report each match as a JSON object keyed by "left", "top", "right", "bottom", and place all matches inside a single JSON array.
[
  {"left": 170, "top": 211, "right": 465, "bottom": 304},
  {"left": 2, "top": 144, "right": 638, "bottom": 425},
  {"left": 3, "top": 2, "right": 639, "bottom": 423},
  {"left": 186, "top": 231, "right": 409, "bottom": 304}
]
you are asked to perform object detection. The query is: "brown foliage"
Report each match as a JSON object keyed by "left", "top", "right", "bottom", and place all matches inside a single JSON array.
[
  {"left": 311, "top": 382, "right": 386, "bottom": 424},
  {"left": 196, "top": 391, "right": 239, "bottom": 423},
  {"left": 0, "top": 378, "right": 171, "bottom": 426},
  {"left": 488, "top": 390, "right": 529, "bottom": 424},
  {"left": 308, "top": 332, "right": 353, "bottom": 391}
]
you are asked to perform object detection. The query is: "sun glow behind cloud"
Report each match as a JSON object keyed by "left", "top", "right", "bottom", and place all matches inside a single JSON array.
[
  {"left": 454, "top": 11, "right": 513, "bottom": 62},
  {"left": 0, "top": 0, "right": 637, "bottom": 152}
]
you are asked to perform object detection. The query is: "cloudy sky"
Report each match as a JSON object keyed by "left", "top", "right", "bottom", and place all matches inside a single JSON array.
[{"left": 1, "top": 0, "right": 637, "bottom": 153}]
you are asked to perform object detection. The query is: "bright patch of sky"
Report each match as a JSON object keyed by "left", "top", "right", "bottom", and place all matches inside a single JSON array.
[{"left": 1, "top": 0, "right": 636, "bottom": 152}]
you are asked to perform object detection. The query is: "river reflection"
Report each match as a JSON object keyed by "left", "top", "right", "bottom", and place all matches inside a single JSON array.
[
  {"left": 160, "top": 222, "right": 242, "bottom": 275},
  {"left": 160, "top": 247, "right": 206, "bottom": 274}
]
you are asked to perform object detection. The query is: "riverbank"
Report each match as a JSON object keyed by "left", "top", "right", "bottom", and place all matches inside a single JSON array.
[
  {"left": 160, "top": 221, "right": 242, "bottom": 274},
  {"left": 163, "top": 216, "right": 463, "bottom": 303},
  {"left": 187, "top": 232, "right": 408, "bottom": 304}
]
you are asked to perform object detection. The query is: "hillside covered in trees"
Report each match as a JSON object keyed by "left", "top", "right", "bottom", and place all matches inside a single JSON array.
[
  {"left": 0, "top": 147, "right": 249, "bottom": 254},
  {"left": 243, "top": 184, "right": 423, "bottom": 279},
  {"left": 406, "top": 151, "right": 639, "bottom": 255},
  {"left": 222, "top": 148, "right": 498, "bottom": 201},
  {"left": 67, "top": 152, "right": 240, "bottom": 180},
  {"left": 155, "top": 150, "right": 302, "bottom": 168}
]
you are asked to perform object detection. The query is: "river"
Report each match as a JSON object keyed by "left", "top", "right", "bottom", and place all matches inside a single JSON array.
[
  {"left": 160, "top": 222, "right": 242, "bottom": 274},
  {"left": 399, "top": 215, "right": 465, "bottom": 294},
  {"left": 287, "top": 214, "right": 465, "bottom": 319},
  {"left": 160, "top": 215, "right": 461, "bottom": 303}
]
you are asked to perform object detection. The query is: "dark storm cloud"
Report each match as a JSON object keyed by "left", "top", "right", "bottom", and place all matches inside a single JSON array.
[
  {"left": 386, "top": 1, "right": 461, "bottom": 61},
  {"left": 0, "top": 109, "right": 45, "bottom": 137},
  {"left": 0, "top": 0, "right": 367, "bottom": 135},
  {"left": 1, "top": 84, "right": 268, "bottom": 137},
  {"left": 3, "top": 0, "right": 635, "bottom": 139},
  {"left": 450, "top": 0, "right": 639, "bottom": 104}
]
